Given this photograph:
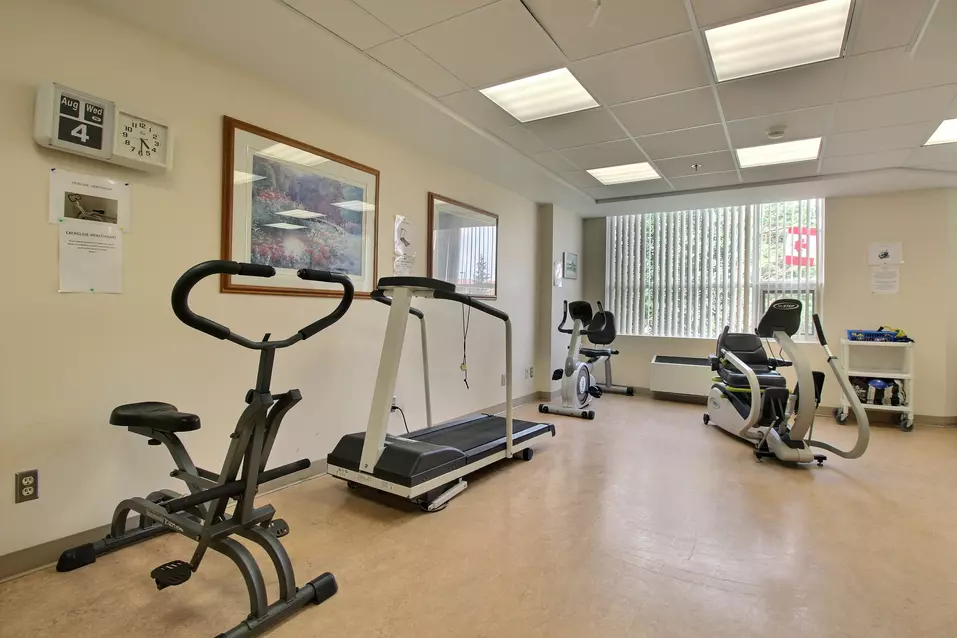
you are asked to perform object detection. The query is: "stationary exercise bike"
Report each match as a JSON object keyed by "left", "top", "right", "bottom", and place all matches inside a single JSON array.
[
  {"left": 539, "top": 300, "right": 607, "bottom": 420},
  {"left": 56, "top": 260, "right": 353, "bottom": 637},
  {"left": 704, "top": 299, "right": 870, "bottom": 465}
]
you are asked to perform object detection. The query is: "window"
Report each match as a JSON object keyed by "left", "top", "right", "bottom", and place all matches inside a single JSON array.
[{"left": 606, "top": 199, "right": 824, "bottom": 339}]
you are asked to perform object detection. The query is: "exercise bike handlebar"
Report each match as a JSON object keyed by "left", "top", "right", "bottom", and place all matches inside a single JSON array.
[
  {"left": 557, "top": 300, "right": 608, "bottom": 335},
  {"left": 171, "top": 260, "right": 354, "bottom": 348}
]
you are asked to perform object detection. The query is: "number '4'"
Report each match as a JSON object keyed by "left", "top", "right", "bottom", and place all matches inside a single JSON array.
[{"left": 71, "top": 123, "right": 89, "bottom": 143}]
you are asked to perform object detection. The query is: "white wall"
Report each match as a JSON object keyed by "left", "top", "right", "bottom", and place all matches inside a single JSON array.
[
  {"left": 582, "top": 189, "right": 957, "bottom": 417},
  {"left": 0, "top": 0, "right": 542, "bottom": 556},
  {"left": 535, "top": 205, "right": 584, "bottom": 393}
]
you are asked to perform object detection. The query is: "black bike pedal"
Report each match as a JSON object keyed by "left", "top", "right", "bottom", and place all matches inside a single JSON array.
[
  {"left": 151, "top": 560, "right": 192, "bottom": 590},
  {"left": 551, "top": 369, "right": 562, "bottom": 381},
  {"left": 268, "top": 519, "right": 290, "bottom": 538},
  {"left": 588, "top": 386, "right": 603, "bottom": 398}
]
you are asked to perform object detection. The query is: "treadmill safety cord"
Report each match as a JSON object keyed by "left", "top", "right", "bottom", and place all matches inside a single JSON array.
[{"left": 461, "top": 303, "right": 471, "bottom": 389}]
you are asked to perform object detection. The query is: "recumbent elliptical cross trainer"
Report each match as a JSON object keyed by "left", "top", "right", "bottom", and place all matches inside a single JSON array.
[
  {"left": 539, "top": 300, "right": 628, "bottom": 419},
  {"left": 56, "top": 260, "right": 353, "bottom": 638},
  {"left": 704, "top": 299, "right": 870, "bottom": 465}
]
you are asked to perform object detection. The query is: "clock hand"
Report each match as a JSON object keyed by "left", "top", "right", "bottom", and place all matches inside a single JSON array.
[{"left": 139, "top": 139, "right": 149, "bottom": 152}]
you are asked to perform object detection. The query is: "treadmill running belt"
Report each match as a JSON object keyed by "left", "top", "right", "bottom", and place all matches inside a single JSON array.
[{"left": 408, "top": 416, "right": 542, "bottom": 456}]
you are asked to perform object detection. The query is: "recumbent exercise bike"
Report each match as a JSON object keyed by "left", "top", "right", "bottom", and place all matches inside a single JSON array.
[{"left": 56, "top": 260, "right": 353, "bottom": 638}]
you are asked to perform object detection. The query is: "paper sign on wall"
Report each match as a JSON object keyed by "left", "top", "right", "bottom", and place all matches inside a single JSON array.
[
  {"left": 871, "top": 266, "right": 899, "bottom": 295},
  {"left": 553, "top": 260, "right": 563, "bottom": 288},
  {"left": 58, "top": 219, "right": 123, "bottom": 293},
  {"left": 393, "top": 214, "right": 414, "bottom": 276},
  {"left": 49, "top": 167, "right": 131, "bottom": 231},
  {"left": 868, "top": 242, "right": 903, "bottom": 266}
]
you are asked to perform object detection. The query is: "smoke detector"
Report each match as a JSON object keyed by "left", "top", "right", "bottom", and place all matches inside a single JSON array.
[{"left": 766, "top": 125, "right": 787, "bottom": 140}]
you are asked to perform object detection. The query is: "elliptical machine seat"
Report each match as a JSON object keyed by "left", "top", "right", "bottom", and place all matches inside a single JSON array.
[
  {"left": 714, "top": 330, "right": 788, "bottom": 389},
  {"left": 109, "top": 402, "right": 201, "bottom": 432}
]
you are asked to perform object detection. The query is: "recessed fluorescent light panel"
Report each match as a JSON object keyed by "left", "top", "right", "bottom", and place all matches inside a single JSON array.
[
  {"left": 705, "top": 0, "right": 853, "bottom": 82},
  {"left": 264, "top": 222, "right": 307, "bottom": 230},
  {"left": 332, "top": 200, "right": 376, "bottom": 212},
  {"left": 736, "top": 138, "right": 822, "bottom": 168},
  {"left": 259, "top": 143, "right": 329, "bottom": 166},
  {"left": 276, "top": 209, "right": 325, "bottom": 219},
  {"left": 587, "top": 162, "right": 660, "bottom": 185},
  {"left": 480, "top": 68, "right": 599, "bottom": 123},
  {"left": 925, "top": 118, "right": 957, "bottom": 146}
]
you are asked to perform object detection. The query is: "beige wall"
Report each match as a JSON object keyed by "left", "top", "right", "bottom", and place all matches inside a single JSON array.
[
  {"left": 582, "top": 189, "right": 957, "bottom": 417},
  {"left": 535, "top": 204, "right": 584, "bottom": 393},
  {"left": 0, "top": 0, "right": 543, "bottom": 556}
]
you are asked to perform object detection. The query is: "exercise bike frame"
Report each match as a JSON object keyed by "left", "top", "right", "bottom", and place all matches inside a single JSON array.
[{"left": 539, "top": 300, "right": 607, "bottom": 420}]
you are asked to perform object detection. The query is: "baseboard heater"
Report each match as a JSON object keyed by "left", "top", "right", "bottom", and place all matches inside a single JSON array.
[{"left": 650, "top": 355, "right": 713, "bottom": 402}]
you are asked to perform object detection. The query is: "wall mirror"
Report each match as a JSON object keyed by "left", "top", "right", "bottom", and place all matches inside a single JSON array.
[{"left": 428, "top": 193, "right": 498, "bottom": 299}]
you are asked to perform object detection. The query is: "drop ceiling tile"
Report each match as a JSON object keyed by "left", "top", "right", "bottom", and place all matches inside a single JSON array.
[
  {"left": 670, "top": 171, "right": 741, "bottom": 190},
  {"left": 282, "top": 0, "right": 397, "bottom": 49},
  {"left": 820, "top": 149, "right": 911, "bottom": 174},
  {"left": 588, "top": 180, "right": 673, "bottom": 199},
  {"left": 637, "top": 124, "right": 729, "bottom": 159},
  {"left": 906, "top": 143, "right": 957, "bottom": 167},
  {"left": 910, "top": 0, "right": 957, "bottom": 63},
  {"left": 559, "top": 170, "right": 604, "bottom": 190},
  {"left": 367, "top": 39, "right": 467, "bottom": 96},
  {"left": 440, "top": 90, "right": 519, "bottom": 131},
  {"left": 571, "top": 32, "right": 710, "bottom": 106},
  {"left": 727, "top": 105, "right": 834, "bottom": 148},
  {"left": 353, "top": 0, "right": 495, "bottom": 35},
  {"left": 655, "top": 151, "right": 737, "bottom": 178},
  {"left": 524, "top": 108, "right": 627, "bottom": 150},
  {"left": 842, "top": 47, "right": 957, "bottom": 101},
  {"left": 741, "top": 160, "right": 819, "bottom": 182},
  {"left": 717, "top": 60, "right": 845, "bottom": 121},
  {"left": 530, "top": 151, "right": 578, "bottom": 173},
  {"left": 690, "top": 0, "right": 799, "bottom": 27},
  {"left": 611, "top": 88, "right": 721, "bottom": 137},
  {"left": 558, "top": 140, "right": 645, "bottom": 170},
  {"left": 847, "top": 0, "right": 932, "bottom": 55},
  {"left": 831, "top": 85, "right": 957, "bottom": 132},
  {"left": 495, "top": 125, "right": 550, "bottom": 154},
  {"left": 522, "top": 0, "right": 690, "bottom": 61},
  {"left": 823, "top": 122, "right": 938, "bottom": 157},
  {"left": 406, "top": 0, "right": 565, "bottom": 88}
]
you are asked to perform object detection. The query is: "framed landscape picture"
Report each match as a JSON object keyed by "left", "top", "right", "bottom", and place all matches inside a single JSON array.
[
  {"left": 221, "top": 117, "right": 378, "bottom": 297},
  {"left": 428, "top": 193, "right": 498, "bottom": 299},
  {"left": 563, "top": 251, "right": 579, "bottom": 280}
]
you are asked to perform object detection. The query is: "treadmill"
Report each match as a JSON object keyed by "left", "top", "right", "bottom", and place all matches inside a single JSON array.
[{"left": 327, "top": 277, "right": 555, "bottom": 511}]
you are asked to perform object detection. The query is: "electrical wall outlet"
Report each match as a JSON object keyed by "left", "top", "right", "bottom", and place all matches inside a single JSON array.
[
  {"left": 15, "top": 469, "right": 38, "bottom": 503},
  {"left": 392, "top": 396, "right": 397, "bottom": 408},
  {"left": 530, "top": 366, "right": 534, "bottom": 378},
  {"left": 501, "top": 374, "right": 506, "bottom": 386},
  {"left": 524, "top": 367, "right": 529, "bottom": 379}
]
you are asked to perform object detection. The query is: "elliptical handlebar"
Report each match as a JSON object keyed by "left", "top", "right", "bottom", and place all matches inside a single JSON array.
[{"left": 170, "top": 260, "right": 354, "bottom": 348}]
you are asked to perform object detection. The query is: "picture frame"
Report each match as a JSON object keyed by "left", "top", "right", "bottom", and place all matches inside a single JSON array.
[
  {"left": 427, "top": 192, "right": 498, "bottom": 299},
  {"left": 563, "top": 251, "right": 579, "bottom": 280},
  {"left": 221, "top": 116, "right": 379, "bottom": 297}
]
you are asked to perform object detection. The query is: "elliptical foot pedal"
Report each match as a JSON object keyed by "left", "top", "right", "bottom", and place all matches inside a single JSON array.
[
  {"left": 268, "top": 518, "right": 290, "bottom": 538},
  {"left": 151, "top": 560, "right": 191, "bottom": 590}
]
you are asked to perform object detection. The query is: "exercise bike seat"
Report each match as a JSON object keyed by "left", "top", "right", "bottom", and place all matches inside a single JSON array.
[
  {"left": 580, "top": 347, "right": 619, "bottom": 358},
  {"left": 719, "top": 367, "right": 788, "bottom": 389},
  {"left": 110, "top": 402, "right": 201, "bottom": 432}
]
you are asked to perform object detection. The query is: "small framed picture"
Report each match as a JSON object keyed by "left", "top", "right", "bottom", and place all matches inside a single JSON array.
[
  {"left": 221, "top": 117, "right": 379, "bottom": 297},
  {"left": 563, "top": 251, "right": 579, "bottom": 280}
]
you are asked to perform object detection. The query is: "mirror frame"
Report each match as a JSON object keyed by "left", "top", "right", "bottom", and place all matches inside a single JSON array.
[{"left": 427, "top": 192, "right": 499, "bottom": 300}]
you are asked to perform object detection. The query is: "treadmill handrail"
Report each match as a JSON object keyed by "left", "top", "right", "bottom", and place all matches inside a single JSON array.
[{"left": 432, "top": 290, "right": 508, "bottom": 322}]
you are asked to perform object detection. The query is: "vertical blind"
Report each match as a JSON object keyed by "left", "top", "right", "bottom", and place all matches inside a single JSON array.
[{"left": 606, "top": 199, "right": 824, "bottom": 339}]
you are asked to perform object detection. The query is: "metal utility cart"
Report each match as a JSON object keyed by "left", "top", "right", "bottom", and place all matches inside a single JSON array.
[{"left": 836, "top": 338, "right": 915, "bottom": 431}]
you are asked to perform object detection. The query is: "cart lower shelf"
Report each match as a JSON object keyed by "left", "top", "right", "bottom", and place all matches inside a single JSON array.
[{"left": 834, "top": 405, "right": 913, "bottom": 432}]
